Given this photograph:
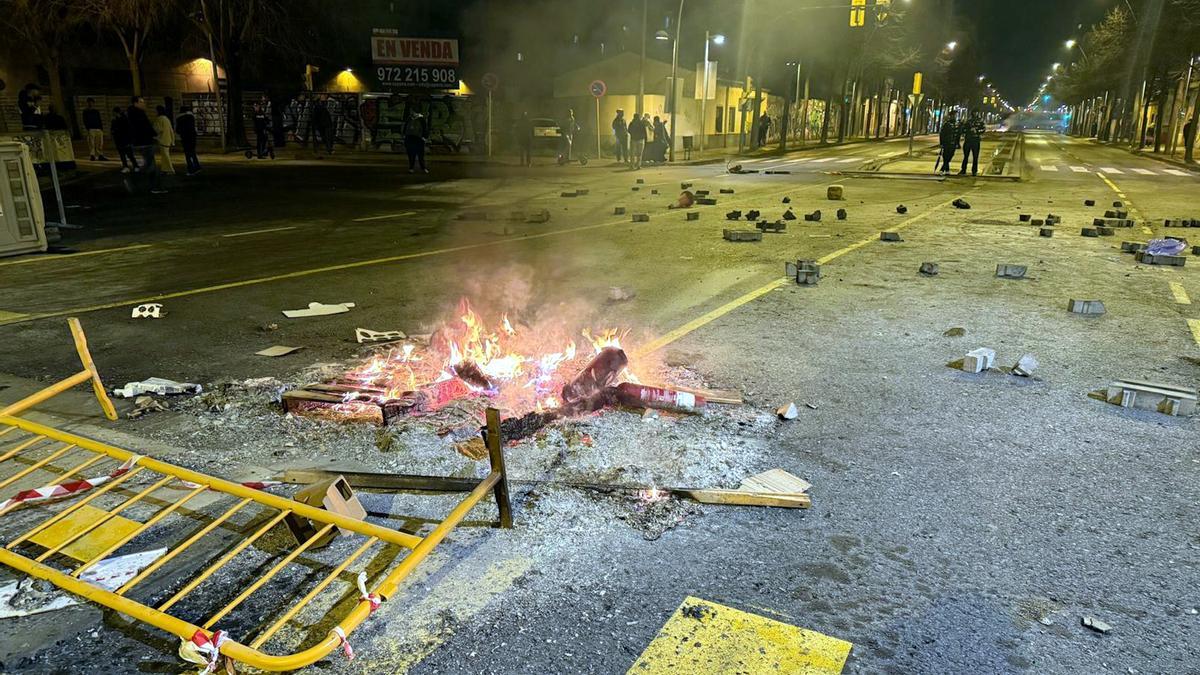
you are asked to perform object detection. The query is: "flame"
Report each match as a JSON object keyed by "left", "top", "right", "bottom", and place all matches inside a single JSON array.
[
  {"left": 333, "top": 298, "right": 635, "bottom": 416},
  {"left": 639, "top": 485, "right": 669, "bottom": 503}
]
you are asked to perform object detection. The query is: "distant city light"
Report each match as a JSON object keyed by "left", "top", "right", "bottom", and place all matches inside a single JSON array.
[
  {"left": 712, "top": 34, "right": 725, "bottom": 45},
  {"left": 1065, "top": 39, "right": 1077, "bottom": 49},
  {"left": 946, "top": 41, "right": 958, "bottom": 51}
]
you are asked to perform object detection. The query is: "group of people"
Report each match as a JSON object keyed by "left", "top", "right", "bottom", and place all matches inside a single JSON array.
[
  {"left": 611, "top": 109, "right": 670, "bottom": 169},
  {"left": 84, "top": 96, "right": 202, "bottom": 193},
  {"left": 937, "top": 109, "right": 987, "bottom": 176}
]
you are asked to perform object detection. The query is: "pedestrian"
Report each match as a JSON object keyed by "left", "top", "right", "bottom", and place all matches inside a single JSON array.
[
  {"left": 312, "top": 94, "right": 335, "bottom": 155},
  {"left": 937, "top": 110, "right": 960, "bottom": 175},
  {"left": 958, "top": 109, "right": 985, "bottom": 176},
  {"left": 253, "top": 102, "right": 270, "bottom": 159},
  {"left": 628, "top": 112, "right": 647, "bottom": 170},
  {"left": 560, "top": 109, "right": 579, "bottom": 163},
  {"left": 515, "top": 111, "right": 533, "bottom": 167},
  {"left": 284, "top": 92, "right": 308, "bottom": 144},
  {"left": 404, "top": 108, "right": 428, "bottom": 173},
  {"left": 176, "top": 105, "right": 200, "bottom": 175},
  {"left": 17, "top": 84, "right": 42, "bottom": 130},
  {"left": 1184, "top": 119, "right": 1195, "bottom": 153},
  {"left": 41, "top": 104, "right": 68, "bottom": 131},
  {"left": 757, "top": 112, "right": 771, "bottom": 147},
  {"left": 612, "top": 109, "right": 628, "bottom": 164},
  {"left": 111, "top": 107, "right": 136, "bottom": 173},
  {"left": 82, "top": 98, "right": 108, "bottom": 161},
  {"left": 153, "top": 105, "right": 176, "bottom": 175},
  {"left": 653, "top": 115, "right": 670, "bottom": 163},
  {"left": 127, "top": 96, "right": 164, "bottom": 193}
]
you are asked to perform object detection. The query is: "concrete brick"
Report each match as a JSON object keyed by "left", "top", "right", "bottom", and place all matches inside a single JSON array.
[
  {"left": 827, "top": 185, "right": 844, "bottom": 200},
  {"left": 1097, "top": 226, "right": 1115, "bottom": 236},
  {"left": 896, "top": 205, "right": 908, "bottom": 214},
  {"left": 1081, "top": 228, "right": 1099, "bottom": 237},
  {"left": 726, "top": 211, "right": 742, "bottom": 220},
  {"left": 1084, "top": 199, "right": 1096, "bottom": 206},
  {"left": 720, "top": 188, "right": 735, "bottom": 194},
  {"left": 880, "top": 231, "right": 902, "bottom": 242},
  {"left": 723, "top": 229, "right": 762, "bottom": 242},
  {"left": 804, "top": 210, "right": 822, "bottom": 222},
  {"left": 1046, "top": 214, "right": 1061, "bottom": 225},
  {"left": 756, "top": 220, "right": 786, "bottom": 233},
  {"left": 651, "top": 189, "right": 659, "bottom": 194},
  {"left": 1031, "top": 219, "right": 1045, "bottom": 227},
  {"left": 1112, "top": 200, "right": 1123, "bottom": 208},
  {"left": 919, "top": 262, "right": 939, "bottom": 276},
  {"left": 632, "top": 214, "right": 650, "bottom": 222},
  {"left": 561, "top": 191, "right": 578, "bottom": 197},
  {"left": 613, "top": 206, "right": 626, "bottom": 215},
  {"left": 996, "top": 264, "right": 1027, "bottom": 279},
  {"left": 962, "top": 347, "right": 996, "bottom": 374},
  {"left": 631, "top": 187, "right": 640, "bottom": 191},
  {"left": 695, "top": 190, "right": 710, "bottom": 196},
  {"left": 696, "top": 198, "right": 717, "bottom": 205},
  {"left": 1068, "top": 299, "right": 1106, "bottom": 314},
  {"left": 745, "top": 210, "right": 761, "bottom": 220},
  {"left": 1019, "top": 214, "right": 1032, "bottom": 222},
  {"left": 1193, "top": 245, "right": 1200, "bottom": 256},
  {"left": 576, "top": 188, "right": 589, "bottom": 195},
  {"left": 681, "top": 182, "right": 693, "bottom": 190},
  {"left": 1012, "top": 354, "right": 1039, "bottom": 377},
  {"left": 1104, "top": 379, "right": 1198, "bottom": 416},
  {"left": 1040, "top": 228, "right": 1055, "bottom": 237},
  {"left": 636, "top": 178, "right": 645, "bottom": 184},
  {"left": 686, "top": 211, "right": 700, "bottom": 221},
  {"left": 836, "top": 208, "right": 848, "bottom": 220},
  {"left": 1136, "top": 252, "right": 1186, "bottom": 266},
  {"left": 1120, "top": 241, "right": 1143, "bottom": 253},
  {"left": 787, "top": 260, "right": 820, "bottom": 285},
  {"left": 783, "top": 210, "right": 797, "bottom": 220}
]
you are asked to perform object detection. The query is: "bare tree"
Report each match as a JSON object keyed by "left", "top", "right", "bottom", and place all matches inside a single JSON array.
[
  {"left": 84, "top": 0, "right": 179, "bottom": 96},
  {"left": 0, "top": 0, "right": 88, "bottom": 123}
]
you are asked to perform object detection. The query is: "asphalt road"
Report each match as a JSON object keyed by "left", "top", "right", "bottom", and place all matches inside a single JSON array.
[{"left": 0, "top": 133, "right": 1198, "bottom": 674}]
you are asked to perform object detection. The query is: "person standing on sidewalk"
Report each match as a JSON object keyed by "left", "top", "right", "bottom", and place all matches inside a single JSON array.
[
  {"left": 404, "top": 109, "right": 429, "bottom": 173},
  {"left": 312, "top": 95, "right": 335, "bottom": 156},
  {"left": 176, "top": 105, "right": 200, "bottom": 175},
  {"left": 958, "top": 110, "right": 985, "bottom": 176},
  {"left": 82, "top": 98, "right": 108, "bottom": 161},
  {"left": 757, "top": 112, "right": 771, "bottom": 147},
  {"left": 17, "top": 84, "right": 42, "bottom": 129},
  {"left": 612, "top": 109, "right": 628, "bottom": 165},
  {"left": 628, "top": 113, "right": 647, "bottom": 170},
  {"left": 253, "top": 102, "right": 270, "bottom": 159},
  {"left": 111, "top": 107, "right": 136, "bottom": 173},
  {"left": 127, "top": 96, "right": 164, "bottom": 193},
  {"left": 515, "top": 112, "right": 533, "bottom": 167},
  {"left": 153, "top": 105, "right": 176, "bottom": 175},
  {"left": 937, "top": 110, "right": 960, "bottom": 175}
]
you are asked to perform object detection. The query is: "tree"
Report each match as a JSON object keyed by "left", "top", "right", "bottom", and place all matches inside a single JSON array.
[
  {"left": 85, "top": 0, "right": 179, "bottom": 97},
  {"left": 0, "top": 0, "right": 88, "bottom": 126}
]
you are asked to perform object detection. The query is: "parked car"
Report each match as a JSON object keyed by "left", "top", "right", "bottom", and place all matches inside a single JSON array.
[{"left": 530, "top": 118, "right": 561, "bottom": 153}]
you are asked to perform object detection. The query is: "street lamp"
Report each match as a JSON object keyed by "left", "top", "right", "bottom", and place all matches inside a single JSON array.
[
  {"left": 1065, "top": 39, "right": 1076, "bottom": 49},
  {"left": 1052, "top": 62, "right": 1061, "bottom": 71},
  {"left": 946, "top": 41, "right": 958, "bottom": 51},
  {"left": 698, "top": 31, "right": 725, "bottom": 154}
]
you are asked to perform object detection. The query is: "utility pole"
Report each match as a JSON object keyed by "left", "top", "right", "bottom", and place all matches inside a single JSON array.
[
  {"left": 667, "top": 0, "right": 684, "bottom": 162},
  {"left": 637, "top": 0, "right": 647, "bottom": 117}
]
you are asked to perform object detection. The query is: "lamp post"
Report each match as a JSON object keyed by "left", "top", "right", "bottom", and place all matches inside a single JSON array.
[
  {"left": 667, "top": 0, "right": 684, "bottom": 162},
  {"left": 698, "top": 32, "right": 724, "bottom": 154}
]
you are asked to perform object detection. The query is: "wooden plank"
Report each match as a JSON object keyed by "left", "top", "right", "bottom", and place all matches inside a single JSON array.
[
  {"left": 281, "top": 390, "right": 344, "bottom": 404},
  {"left": 280, "top": 469, "right": 484, "bottom": 493},
  {"left": 682, "top": 489, "right": 811, "bottom": 509},
  {"left": 738, "top": 469, "right": 811, "bottom": 495}
]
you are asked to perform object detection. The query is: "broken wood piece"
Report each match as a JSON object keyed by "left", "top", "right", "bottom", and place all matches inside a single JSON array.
[
  {"left": 255, "top": 345, "right": 302, "bottom": 357},
  {"left": 681, "top": 489, "right": 811, "bottom": 509},
  {"left": 738, "top": 468, "right": 812, "bottom": 495}
]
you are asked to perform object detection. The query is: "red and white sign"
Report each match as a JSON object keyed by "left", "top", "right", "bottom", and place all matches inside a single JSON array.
[{"left": 372, "top": 35, "right": 460, "bottom": 66}]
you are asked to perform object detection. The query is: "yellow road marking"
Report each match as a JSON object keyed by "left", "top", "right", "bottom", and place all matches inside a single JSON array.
[
  {"left": 1142, "top": 227, "right": 1154, "bottom": 235},
  {"left": 1170, "top": 281, "right": 1191, "bottom": 305},
  {"left": 0, "top": 310, "right": 28, "bottom": 322},
  {"left": 629, "top": 596, "right": 852, "bottom": 674},
  {"left": 221, "top": 226, "right": 297, "bottom": 238},
  {"left": 352, "top": 211, "right": 417, "bottom": 222},
  {"left": 0, "top": 244, "right": 152, "bottom": 267},
  {"left": 1188, "top": 319, "right": 1200, "bottom": 346},
  {"left": 1096, "top": 173, "right": 1146, "bottom": 221},
  {"left": 0, "top": 217, "right": 637, "bottom": 327},
  {"left": 634, "top": 195, "right": 960, "bottom": 356}
]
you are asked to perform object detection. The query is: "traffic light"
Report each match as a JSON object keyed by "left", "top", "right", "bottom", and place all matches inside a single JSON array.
[{"left": 850, "top": 0, "right": 867, "bottom": 27}]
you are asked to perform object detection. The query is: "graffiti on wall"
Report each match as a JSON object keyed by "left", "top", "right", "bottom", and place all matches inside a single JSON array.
[{"left": 363, "top": 95, "right": 478, "bottom": 152}]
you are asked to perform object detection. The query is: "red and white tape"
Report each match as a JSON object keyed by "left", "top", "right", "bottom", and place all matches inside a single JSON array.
[
  {"left": 333, "top": 626, "right": 354, "bottom": 660},
  {"left": 179, "top": 629, "right": 229, "bottom": 674},
  {"left": 356, "top": 571, "right": 382, "bottom": 612},
  {"left": 0, "top": 456, "right": 140, "bottom": 512}
]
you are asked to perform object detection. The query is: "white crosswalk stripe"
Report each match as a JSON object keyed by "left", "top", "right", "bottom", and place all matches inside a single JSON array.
[
  {"left": 1039, "top": 165, "right": 1058, "bottom": 172},
  {"left": 1132, "top": 168, "right": 1156, "bottom": 175},
  {"left": 1100, "top": 167, "right": 1123, "bottom": 174},
  {"left": 785, "top": 158, "right": 809, "bottom": 164},
  {"left": 1164, "top": 169, "right": 1190, "bottom": 176},
  {"left": 837, "top": 157, "right": 861, "bottom": 163},
  {"left": 1070, "top": 166, "right": 1090, "bottom": 173},
  {"left": 811, "top": 157, "right": 837, "bottom": 163}
]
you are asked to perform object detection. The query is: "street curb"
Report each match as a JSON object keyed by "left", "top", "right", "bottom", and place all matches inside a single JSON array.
[{"left": 834, "top": 170, "right": 1020, "bottom": 182}]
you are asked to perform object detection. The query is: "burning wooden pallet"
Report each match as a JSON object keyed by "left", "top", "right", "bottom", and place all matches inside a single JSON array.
[{"left": 282, "top": 377, "right": 477, "bottom": 425}]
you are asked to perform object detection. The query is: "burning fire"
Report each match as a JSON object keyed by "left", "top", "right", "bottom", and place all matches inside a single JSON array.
[{"left": 338, "top": 299, "right": 638, "bottom": 416}]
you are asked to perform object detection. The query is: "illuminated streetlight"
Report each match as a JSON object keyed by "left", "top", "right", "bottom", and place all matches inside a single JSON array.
[
  {"left": 1052, "top": 62, "right": 1061, "bottom": 71},
  {"left": 946, "top": 41, "right": 958, "bottom": 51},
  {"left": 1065, "top": 39, "right": 1076, "bottom": 49}
]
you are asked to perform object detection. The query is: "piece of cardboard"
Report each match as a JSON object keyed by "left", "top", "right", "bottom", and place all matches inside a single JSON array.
[
  {"left": 283, "top": 475, "right": 367, "bottom": 548},
  {"left": 282, "top": 302, "right": 356, "bottom": 318},
  {"left": 255, "top": 345, "right": 302, "bottom": 357}
]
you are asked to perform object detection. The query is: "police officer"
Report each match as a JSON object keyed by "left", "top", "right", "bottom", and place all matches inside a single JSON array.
[
  {"left": 937, "top": 110, "right": 959, "bottom": 175},
  {"left": 959, "top": 110, "right": 986, "bottom": 176}
]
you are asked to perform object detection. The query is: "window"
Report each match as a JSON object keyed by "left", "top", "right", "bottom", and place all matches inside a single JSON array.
[{"left": 715, "top": 106, "right": 723, "bottom": 133}]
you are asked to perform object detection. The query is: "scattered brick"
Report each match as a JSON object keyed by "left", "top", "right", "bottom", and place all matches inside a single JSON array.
[
  {"left": 1081, "top": 228, "right": 1099, "bottom": 237},
  {"left": 723, "top": 229, "right": 762, "bottom": 242},
  {"left": 632, "top": 213, "right": 650, "bottom": 222},
  {"left": 613, "top": 206, "right": 626, "bottom": 215},
  {"left": 686, "top": 211, "right": 700, "bottom": 221},
  {"left": 1040, "top": 228, "right": 1054, "bottom": 237},
  {"left": 880, "top": 231, "right": 902, "bottom": 242},
  {"left": 1068, "top": 299, "right": 1106, "bottom": 314},
  {"left": 827, "top": 185, "right": 844, "bottom": 200},
  {"left": 962, "top": 347, "right": 996, "bottom": 374},
  {"left": 837, "top": 208, "right": 848, "bottom": 220},
  {"left": 919, "top": 262, "right": 939, "bottom": 276},
  {"left": 996, "top": 264, "right": 1027, "bottom": 279}
]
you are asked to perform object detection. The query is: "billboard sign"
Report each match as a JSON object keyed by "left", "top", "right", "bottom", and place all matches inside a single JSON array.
[{"left": 372, "top": 30, "right": 460, "bottom": 90}]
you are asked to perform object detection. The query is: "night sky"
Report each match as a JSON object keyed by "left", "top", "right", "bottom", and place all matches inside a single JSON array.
[{"left": 960, "top": 0, "right": 1112, "bottom": 104}]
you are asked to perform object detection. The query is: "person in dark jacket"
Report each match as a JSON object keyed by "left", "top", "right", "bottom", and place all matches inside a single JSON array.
[
  {"left": 111, "top": 107, "right": 136, "bottom": 173},
  {"left": 612, "top": 109, "right": 628, "bottom": 164},
  {"left": 253, "top": 102, "right": 270, "bottom": 159},
  {"left": 176, "top": 106, "right": 200, "bottom": 175},
  {"left": 311, "top": 95, "right": 335, "bottom": 155},
  {"left": 404, "top": 109, "right": 429, "bottom": 173},
  {"left": 628, "top": 113, "right": 647, "bottom": 170},
  {"left": 515, "top": 112, "right": 533, "bottom": 167},
  {"left": 42, "top": 105, "right": 68, "bottom": 131},
  {"left": 958, "top": 110, "right": 986, "bottom": 176},
  {"left": 82, "top": 98, "right": 107, "bottom": 161},
  {"left": 127, "top": 96, "right": 164, "bottom": 193},
  {"left": 17, "top": 84, "right": 41, "bottom": 129},
  {"left": 937, "top": 110, "right": 960, "bottom": 175}
]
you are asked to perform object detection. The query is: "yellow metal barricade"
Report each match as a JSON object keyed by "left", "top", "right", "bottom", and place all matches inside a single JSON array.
[{"left": 0, "top": 319, "right": 512, "bottom": 672}]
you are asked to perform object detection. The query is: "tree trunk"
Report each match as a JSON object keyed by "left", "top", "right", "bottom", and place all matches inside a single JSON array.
[
  {"left": 225, "top": 48, "right": 246, "bottom": 149},
  {"left": 46, "top": 55, "right": 67, "bottom": 130},
  {"left": 1186, "top": 89, "right": 1200, "bottom": 163},
  {"left": 128, "top": 54, "right": 142, "bottom": 97}
]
